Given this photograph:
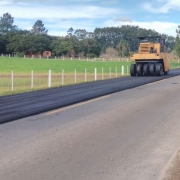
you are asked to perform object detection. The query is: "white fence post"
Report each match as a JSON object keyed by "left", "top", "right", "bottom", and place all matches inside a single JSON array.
[
  {"left": 24, "top": 55, "right": 26, "bottom": 58},
  {"left": 102, "top": 67, "right": 104, "bottom": 80},
  {"left": 9, "top": 54, "right": 10, "bottom": 58},
  {"left": 121, "top": 66, "right": 124, "bottom": 76},
  {"left": 62, "top": 69, "right": 64, "bottom": 86},
  {"left": 31, "top": 70, "right": 34, "bottom": 89},
  {"left": 94, "top": 68, "right": 97, "bottom": 81},
  {"left": 75, "top": 69, "right": 76, "bottom": 84},
  {"left": 11, "top": 71, "right": 14, "bottom": 92},
  {"left": 55, "top": 56, "right": 56, "bottom": 60},
  {"left": 48, "top": 70, "right": 51, "bottom": 88},
  {"left": 116, "top": 67, "right": 117, "bottom": 77},
  {"left": 85, "top": 68, "right": 87, "bottom": 82}
]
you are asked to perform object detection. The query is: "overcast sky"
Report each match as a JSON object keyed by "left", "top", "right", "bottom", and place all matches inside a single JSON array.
[{"left": 0, "top": 0, "right": 179, "bottom": 36}]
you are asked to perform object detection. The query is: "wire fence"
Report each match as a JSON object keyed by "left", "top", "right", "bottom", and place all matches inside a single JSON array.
[
  {"left": 0, "top": 66, "right": 130, "bottom": 96},
  {"left": 1, "top": 54, "right": 131, "bottom": 62}
]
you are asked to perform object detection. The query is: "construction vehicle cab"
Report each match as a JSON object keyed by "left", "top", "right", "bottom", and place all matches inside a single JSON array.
[{"left": 130, "top": 36, "right": 170, "bottom": 76}]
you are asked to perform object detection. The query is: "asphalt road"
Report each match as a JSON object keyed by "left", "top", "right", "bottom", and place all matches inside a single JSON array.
[
  {"left": 1, "top": 75, "right": 180, "bottom": 180},
  {"left": 0, "top": 69, "right": 180, "bottom": 123}
]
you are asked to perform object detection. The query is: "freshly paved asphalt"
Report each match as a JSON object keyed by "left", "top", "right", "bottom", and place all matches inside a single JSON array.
[
  {"left": 0, "top": 69, "right": 180, "bottom": 124},
  {"left": 1, "top": 75, "right": 180, "bottom": 180}
]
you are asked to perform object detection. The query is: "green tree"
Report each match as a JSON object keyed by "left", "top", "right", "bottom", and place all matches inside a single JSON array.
[
  {"left": 74, "top": 29, "right": 87, "bottom": 40},
  {"left": 94, "top": 26, "right": 174, "bottom": 53},
  {"left": 0, "top": 13, "right": 17, "bottom": 34},
  {"left": 7, "top": 34, "right": 51, "bottom": 54},
  {"left": 67, "top": 27, "right": 74, "bottom": 38},
  {"left": 31, "top": 20, "right": 48, "bottom": 35},
  {"left": 81, "top": 39, "right": 101, "bottom": 57},
  {"left": 51, "top": 37, "right": 80, "bottom": 57},
  {"left": 117, "top": 39, "right": 129, "bottom": 57}
]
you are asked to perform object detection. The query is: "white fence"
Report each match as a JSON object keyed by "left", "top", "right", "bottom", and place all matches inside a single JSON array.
[{"left": 0, "top": 66, "right": 129, "bottom": 94}]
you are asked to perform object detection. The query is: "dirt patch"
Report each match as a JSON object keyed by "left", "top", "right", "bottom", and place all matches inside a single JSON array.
[{"left": 162, "top": 150, "right": 180, "bottom": 180}]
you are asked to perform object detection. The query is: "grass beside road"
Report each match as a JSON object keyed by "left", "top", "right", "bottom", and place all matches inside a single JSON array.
[
  {"left": 0, "top": 57, "right": 130, "bottom": 73},
  {"left": 0, "top": 57, "right": 179, "bottom": 73},
  {"left": 0, "top": 57, "right": 179, "bottom": 96},
  {"left": 0, "top": 57, "right": 130, "bottom": 96}
]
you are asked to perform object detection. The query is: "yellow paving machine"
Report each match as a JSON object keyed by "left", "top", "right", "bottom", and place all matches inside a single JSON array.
[{"left": 130, "top": 36, "right": 170, "bottom": 76}]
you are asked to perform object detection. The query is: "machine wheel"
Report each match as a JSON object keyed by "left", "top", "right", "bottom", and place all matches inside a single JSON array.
[
  {"left": 149, "top": 63, "right": 156, "bottom": 76},
  {"left": 130, "top": 64, "right": 136, "bottom": 76},
  {"left": 143, "top": 64, "right": 149, "bottom": 76},
  {"left": 155, "top": 63, "right": 163, "bottom": 76},
  {"left": 136, "top": 64, "right": 143, "bottom": 76}
]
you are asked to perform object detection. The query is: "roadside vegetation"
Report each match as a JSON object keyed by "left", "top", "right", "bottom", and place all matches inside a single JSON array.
[
  {"left": 1, "top": 12, "right": 180, "bottom": 96},
  {"left": 0, "top": 13, "right": 178, "bottom": 59},
  {"left": 0, "top": 57, "right": 132, "bottom": 96},
  {"left": 0, "top": 57, "right": 179, "bottom": 96}
]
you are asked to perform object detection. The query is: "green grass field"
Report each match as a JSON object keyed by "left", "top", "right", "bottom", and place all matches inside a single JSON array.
[
  {"left": 0, "top": 57, "right": 131, "bottom": 73},
  {"left": 0, "top": 57, "right": 179, "bottom": 96},
  {"left": 0, "top": 57, "right": 131, "bottom": 96}
]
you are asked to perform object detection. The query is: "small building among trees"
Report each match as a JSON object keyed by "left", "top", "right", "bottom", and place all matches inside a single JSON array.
[
  {"left": 25, "top": 50, "right": 51, "bottom": 58},
  {"left": 43, "top": 51, "right": 51, "bottom": 58}
]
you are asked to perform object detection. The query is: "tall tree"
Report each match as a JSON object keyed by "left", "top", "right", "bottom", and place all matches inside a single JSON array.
[
  {"left": 81, "top": 39, "right": 101, "bottom": 57},
  {"left": 117, "top": 39, "right": 129, "bottom": 57},
  {"left": 74, "top": 29, "right": 87, "bottom": 40},
  {"left": 7, "top": 34, "right": 51, "bottom": 54},
  {"left": 67, "top": 27, "right": 74, "bottom": 37},
  {"left": 31, "top": 20, "right": 48, "bottom": 35},
  {"left": 0, "top": 13, "right": 17, "bottom": 34}
]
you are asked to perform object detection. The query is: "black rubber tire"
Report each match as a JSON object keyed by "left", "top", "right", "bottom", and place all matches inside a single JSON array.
[
  {"left": 149, "top": 63, "right": 156, "bottom": 76},
  {"left": 143, "top": 64, "right": 149, "bottom": 76},
  {"left": 130, "top": 64, "right": 136, "bottom": 76},
  {"left": 155, "top": 63, "right": 163, "bottom": 76},
  {"left": 136, "top": 64, "right": 143, "bottom": 76}
]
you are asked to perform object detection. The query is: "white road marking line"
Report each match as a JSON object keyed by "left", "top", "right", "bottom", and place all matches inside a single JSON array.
[{"left": 46, "top": 95, "right": 109, "bottom": 115}]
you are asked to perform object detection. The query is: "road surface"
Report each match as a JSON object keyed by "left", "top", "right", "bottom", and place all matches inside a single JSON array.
[
  {"left": 0, "top": 68, "right": 180, "bottom": 123},
  {"left": 1, "top": 75, "right": 180, "bottom": 180}
]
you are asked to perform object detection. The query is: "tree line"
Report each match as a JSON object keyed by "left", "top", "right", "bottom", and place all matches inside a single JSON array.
[{"left": 0, "top": 13, "right": 179, "bottom": 58}]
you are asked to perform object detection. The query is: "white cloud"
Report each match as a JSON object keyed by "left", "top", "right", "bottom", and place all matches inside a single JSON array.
[
  {"left": 15, "top": 16, "right": 96, "bottom": 35},
  {"left": 0, "top": 0, "right": 116, "bottom": 4},
  {"left": 0, "top": 2, "right": 122, "bottom": 35},
  {"left": 114, "top": 17, "right": 132, "bottom": 22},
  {"left": 143, "top": 0, "right": 180, "bottom": 13},
  {"left": 0, "top": 4, "right": 119, "bottom": 19},
  {"left": 0, "top": 0, "right": 11, "bottom": 5},
  {"left": 105, "top": 19, "right": 178, "bottom": 36}
]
